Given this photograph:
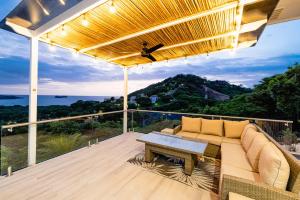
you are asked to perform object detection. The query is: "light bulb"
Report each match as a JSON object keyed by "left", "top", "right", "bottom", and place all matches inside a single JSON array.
[
  {"left": 81, "top": 15, "right": 89, "bottom": 27},
  {"left": 72, "top": 50, "right": 79, "bottom": 57},
  {"left": 61, "top": 25, "right": 67, "bottom": 36},
  {"left": 206, "top": 53, "right": 210, "bottom": 59},
  {"left": 184, "top": 56, "right": 189, "bottom": 65},
  {"left": 82, "top": 19, "right": 89, "bottom": 27},
  {"left": 93, "top": 57, "right": 99, "bottom": 63},
  {"left": 165, "top": 60, "right": 170, "bottom": 66},
  {"left": 45, "top": 33, "right": 51, "bottom": 43},
  {"left": 49, "top": 44, "right": 56, "bottom": 52},
  {"left": 109, "top": 1, "right": 116, "bottom": 13}
]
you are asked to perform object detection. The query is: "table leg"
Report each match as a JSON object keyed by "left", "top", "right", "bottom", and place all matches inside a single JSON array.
[
  {"left": 145, "top": 145, "right": 154, "bottom": 162},
  {"left": 184, "top": 154, "right": 194, "bottom": 175}
]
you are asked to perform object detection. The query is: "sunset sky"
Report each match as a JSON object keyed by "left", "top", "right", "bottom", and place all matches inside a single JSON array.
[{"left": 0, "top": 1, "right": 300, "bottom": 96}]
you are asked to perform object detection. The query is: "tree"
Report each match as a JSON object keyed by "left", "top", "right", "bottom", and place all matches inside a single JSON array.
[{"left": 136, "top": 97, "right": 152, "bottom": 108}]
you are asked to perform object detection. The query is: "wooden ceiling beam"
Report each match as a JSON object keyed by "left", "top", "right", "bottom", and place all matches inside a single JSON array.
[
  {"left": 240, "top": 19, "right": 267, "bottom": 33},
  {"left": 232, "top": 1, "right": 245, "bottom": 50},
  {"left": 107, "top": 15, "right": 266, "bottom": 62},
  {"left": 107, "top": 31, "right": 235, "bottom": 62}
]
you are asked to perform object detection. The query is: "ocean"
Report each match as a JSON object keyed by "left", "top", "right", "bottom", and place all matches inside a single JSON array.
[{"left": 0, "top": 95, "right": 114, "bottom": 106}]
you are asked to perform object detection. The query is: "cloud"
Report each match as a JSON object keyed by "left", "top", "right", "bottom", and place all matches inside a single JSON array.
[
  {"left": 0, "top": 79, "right": 161, "bottom": 96},
  {"left": 0, "top": 19, "right": 300, "bottom": 95}
]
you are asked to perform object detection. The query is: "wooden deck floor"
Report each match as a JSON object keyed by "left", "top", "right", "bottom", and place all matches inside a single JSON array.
[{"left": 0, "top": 133, "right": 218, "bottom": 200}]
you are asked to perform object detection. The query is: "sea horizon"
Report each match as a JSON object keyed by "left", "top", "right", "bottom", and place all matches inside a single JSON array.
[{"left": 0, "top": 94, "right": 117, "bottom": 106}]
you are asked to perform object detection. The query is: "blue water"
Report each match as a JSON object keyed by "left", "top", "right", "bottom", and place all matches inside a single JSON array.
[{"left": 0, "top": 95, "right": 115, "bottom": 106}]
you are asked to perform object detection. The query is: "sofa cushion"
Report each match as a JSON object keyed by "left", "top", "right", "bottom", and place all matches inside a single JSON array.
[
  {"left": 241, "top": 124, "right": 257, "bottom": 141},
  {"left": 246, "top": 133, "right": 269, "bottom": 172},
  {"left": 259, "top": 142, "right": 290, "bottom": 190},
  {"left": 197, "top": 134, "right": 223, "bottom": 146},
  {"left": 221, "top": 164, "right": 261, "bottom": 184},
  {"left": 222, "top": 137, "right": 241, "bottom": 145},
  {"left": 221, "top": 143, "right": 254, "bottom": 172},
  {"left": 241, "top": 129, "right": 258, "bottom": 151},
  {"left": 176, "top": 131, "right": 199, "bottom": 139},
  {"left": 201, "top": 119, "right": 224, "bottom": 136},
  {"left": 181, "top": 116, "right": 201, "bottom": 133},
  {"left": 224, "top": 120, "right": 249, "bottom": 138}
]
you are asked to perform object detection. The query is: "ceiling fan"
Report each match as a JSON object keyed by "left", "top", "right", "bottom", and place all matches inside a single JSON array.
[
  {"left": 111, "top": 41, "right": 164, "bottom": 61},
  {"left": 141, "top": 41, "right": 164, "bottom": 61}
]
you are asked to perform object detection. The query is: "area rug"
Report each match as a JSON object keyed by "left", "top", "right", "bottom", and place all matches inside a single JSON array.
[{"left": 127, "top": 152, "right": 220, "bottom": 193}]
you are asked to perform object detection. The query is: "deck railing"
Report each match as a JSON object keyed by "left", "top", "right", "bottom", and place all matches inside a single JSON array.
[
  {"left": 0, "top": 110, "right": 124, "bottom": 176},
  {"left": 128, "top": 109, "right": 293, "bottom": 141},
  {"left": 0, "top": 109, "right": 294, "bottom": 176}
]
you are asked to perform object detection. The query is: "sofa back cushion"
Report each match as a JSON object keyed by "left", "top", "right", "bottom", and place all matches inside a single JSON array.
[
  {"left": 224, "top": 120, "right": 249, "bottom": 138},
  {"left": 246, "top": 133, "right": 269, "bottom": 172},
  {"left": 181, "top": 116, "right": 201, "bottom": 133},
  {"left": 241, "top": 124, "right": 257, "bottom": 141},
  {"left": 201, "top": 119, "right": 224, "bottom": 136},
  {"left": 259, "top": 142, "right": 290, "bottom": 190},
  {"left": 241, "top": 129, "right": 258, "bottom": 151}
]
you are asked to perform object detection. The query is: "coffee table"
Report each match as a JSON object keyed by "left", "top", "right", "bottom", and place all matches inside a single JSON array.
[{"left": 137, "top": 132, "right": 208, "bottom": 175}]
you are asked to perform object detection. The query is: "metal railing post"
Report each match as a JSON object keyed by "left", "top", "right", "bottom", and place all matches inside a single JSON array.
[{"left": 123, "top": 67, "right": 128, "bottom": 134}]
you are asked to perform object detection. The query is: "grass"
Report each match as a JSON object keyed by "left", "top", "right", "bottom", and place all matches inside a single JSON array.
[
  {"left": 0, "top": 119, "right": 174, "bottom": 175},
  {"left": 0, "top": 125, "right": 123, "bottom": 175}
]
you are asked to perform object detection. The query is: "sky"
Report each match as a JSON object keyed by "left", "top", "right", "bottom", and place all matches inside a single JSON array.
[{"left": 0, "top": 1, "right": 300, "bottom": 96}]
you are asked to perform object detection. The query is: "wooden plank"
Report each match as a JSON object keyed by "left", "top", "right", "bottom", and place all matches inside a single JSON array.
[{"left": 0, "top": 133, "right": 218, "bottom": 200}]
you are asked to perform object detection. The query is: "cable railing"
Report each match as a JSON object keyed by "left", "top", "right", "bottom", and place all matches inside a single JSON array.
[{"left": 0, "top": 110, "right": 124, "bottom": 176}]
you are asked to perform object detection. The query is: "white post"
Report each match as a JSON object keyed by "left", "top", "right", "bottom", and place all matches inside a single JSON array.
[
  {"left": 28, "top": 37, "right": 38, "bottom": 166},
  {"left": 123, "top": 67, "right": 128, "bottom": 134}
]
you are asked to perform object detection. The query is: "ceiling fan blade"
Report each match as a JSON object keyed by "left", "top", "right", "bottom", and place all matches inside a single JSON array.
[
  {"left": 146, "top": 43, "right": 164, "bottom": 53},
  {"left": 146, "top": 54, "right": 157, "bottom": 61}
]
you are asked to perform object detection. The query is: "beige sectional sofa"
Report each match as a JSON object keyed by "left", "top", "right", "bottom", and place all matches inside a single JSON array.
[{"left": 170, "top": 116, "right": 300, "bottom": 200}]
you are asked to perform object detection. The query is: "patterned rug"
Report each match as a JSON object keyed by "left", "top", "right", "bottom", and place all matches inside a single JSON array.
[{"left": 127, "top": 152, "right": 220, "bottom": 193}]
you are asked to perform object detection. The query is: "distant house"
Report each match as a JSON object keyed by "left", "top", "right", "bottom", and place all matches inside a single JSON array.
[
  {"left": 150, "top": 95, "right": 159, "bottom": 104},
  {"left": 129, "top": 96, "right": 137, "bottom": 104}
]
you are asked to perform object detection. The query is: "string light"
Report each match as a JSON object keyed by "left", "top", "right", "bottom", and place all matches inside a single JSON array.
[
  {"left": 184, "top": 56, "right": 189, "bottom": 65},
  {"left": 61, "top": 25, "right": 67, "bottom": 36},
  {"left": 165, "top": 59, "right": 170, "bottom": 66},
  {"left": 93, "top": 56, "right": 99, "bottom": 63},
  {"left": 49, "top": 43, "right": 56, "bottom": 52},
  {"left": 72, "top": 50, "right": 79, "bottom": 57},
  {"left": 81, "top": 14, "right": 89, "bottom": 27},
  {"left": 45, "top": 33, "right": 51, "bottom": 43},
  {"left": 206, "top": 52, "right": 210, "bottom": 59},
  {"left": 109, "top": 0, "right": 116, "bottom": 13}
]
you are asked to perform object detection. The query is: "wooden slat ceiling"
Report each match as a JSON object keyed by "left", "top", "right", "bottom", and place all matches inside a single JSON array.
[{"left": 40, "top": 0, "right": 279, "bottom": 66}]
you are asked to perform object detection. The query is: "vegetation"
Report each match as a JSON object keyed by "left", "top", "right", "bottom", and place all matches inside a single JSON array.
[
  {"left": 282, "top": 129, "right": 297, "bottom": 146},
  {"left": 39, "top": 134, "right": 84, "bottom": 160}
]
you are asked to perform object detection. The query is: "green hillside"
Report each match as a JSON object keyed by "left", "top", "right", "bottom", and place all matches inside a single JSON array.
[{"left": 129, "top": 74, "right": 251, "bottom": 112}]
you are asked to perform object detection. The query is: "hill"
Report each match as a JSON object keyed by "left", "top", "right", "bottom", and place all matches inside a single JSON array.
[{"left": 129, "top": 74, "right": 251, "bottom": 112}]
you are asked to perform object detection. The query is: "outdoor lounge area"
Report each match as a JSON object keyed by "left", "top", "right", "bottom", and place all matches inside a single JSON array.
[{"left": 0, "top": 0, "right": 300, "bottom": 199}]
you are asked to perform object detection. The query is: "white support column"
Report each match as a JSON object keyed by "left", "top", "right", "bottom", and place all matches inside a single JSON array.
[
  {"left": 28, "top": 37, "right": 39, "bottom": 166},
  {"left": 123, "top": 67, "right": 128, "bottom": 134}
]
